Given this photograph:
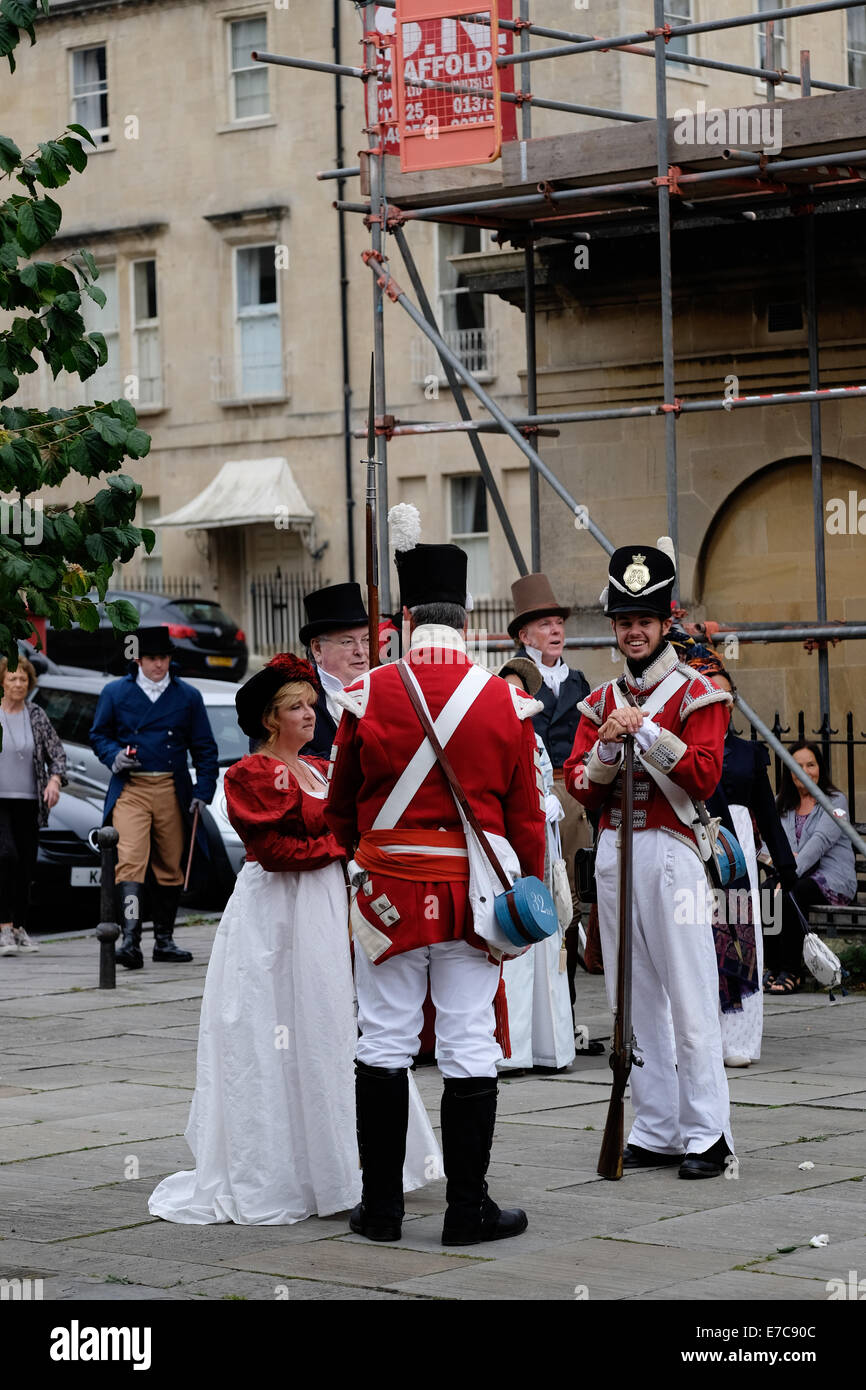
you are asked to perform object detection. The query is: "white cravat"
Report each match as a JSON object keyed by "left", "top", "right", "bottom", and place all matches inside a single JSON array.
[
  {"left": 136, "top": 668, "right": 170, "bottom": 703},
  {"left": 525, "top": 644, "right": 570, "bottom": 697},
  {"left": 316, "top": 663, "right": 344, "bottom": 725}
]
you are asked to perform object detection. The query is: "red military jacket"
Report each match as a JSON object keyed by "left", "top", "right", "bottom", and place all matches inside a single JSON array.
[
  {"left": 325, "top": 626, "right": 546, "bottom": 961},
  {"left": 564, "top": 641, "right": 729, "bottom": 853}
]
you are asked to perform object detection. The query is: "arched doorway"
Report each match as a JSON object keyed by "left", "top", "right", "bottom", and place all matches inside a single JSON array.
[{"left": 696, "top": 456, "right": 866, "bottom": 792}]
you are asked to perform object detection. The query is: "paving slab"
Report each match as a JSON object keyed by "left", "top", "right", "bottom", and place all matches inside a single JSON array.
[
  {"left": 726, "top": 1104, "right": 865, "bottom": 1149},
  {"left": 797, "top": 1092, "right": 866, "bottom": 1110},
  {"left": 67, "top": 1213, "right": 360, "bottom": 1261},
  {"left": 630, "top": 1269, "right": 832, "bottom": 1300},
  {"left": 178, "top": 1271, "right": 433, "bottom": 1300},
  {"left": 0, "top": 1081, "right": 193, "bottom": 1126},
  {"left": 221, "top": 1238, "right": 474, "bottom": 1288},
  {"left": 750, "top": 1234, "right": 866, "bottom": 1280},
  {"left": 41, "top": 1276, "right": 197, "bottom": 1300},
  {"left": 609, "top": 1192, "right": 866, "bottom": 1256},
  {"left": 761, "top": 1132, "right": 866, "bottom": 1165},
  {"left": 495, "top": 1080, "right": 612, "bottom": 1112},
  {"left": 725, "top": 1078, "right": 866, "bottom": 1105}
]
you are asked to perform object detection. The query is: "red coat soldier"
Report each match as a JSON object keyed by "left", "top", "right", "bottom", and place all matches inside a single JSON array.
[
  {"left": 565, "top": 540, "right": 735, "bottom": 1178},
  {"left": 326, "top": 537, "right": 545, "bottom": 1246}
]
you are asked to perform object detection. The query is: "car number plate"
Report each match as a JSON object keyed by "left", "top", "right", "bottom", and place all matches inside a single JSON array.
[
  {"left": 71, "top": 866, "right": 101, "bottom": 886},
  {"left": 206, "top": 656, "right": 234, "bottom": 667}
]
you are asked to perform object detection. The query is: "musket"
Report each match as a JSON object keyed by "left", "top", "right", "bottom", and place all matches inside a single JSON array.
[
  {"left": 597, "top": 731, "right": 642, "bottom": 1179},
  {"left": 364, "top": 353, "right": 380, "bottom": 669}
]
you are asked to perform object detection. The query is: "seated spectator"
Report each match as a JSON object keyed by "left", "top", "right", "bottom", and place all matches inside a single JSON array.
[{"left": 766, "top": 741, "right": 857, "bottom": 994}]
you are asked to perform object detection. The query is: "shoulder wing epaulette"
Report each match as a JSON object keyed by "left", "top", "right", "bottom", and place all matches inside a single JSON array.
[
  {"left": 576, "top": 684, "right": 612, "bottom": 727},
  {"left": 677, "top": 666, "right": 733, "bottom": 721}
]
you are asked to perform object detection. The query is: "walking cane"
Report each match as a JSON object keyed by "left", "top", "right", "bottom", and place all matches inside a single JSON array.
[{"left": 183, "top": 804, "right": 201, "bottom": 893}]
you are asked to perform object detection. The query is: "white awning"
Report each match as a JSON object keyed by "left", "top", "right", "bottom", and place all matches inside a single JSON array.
[{"left": 153, "top": 457, "right": 315, "bottom": 530}]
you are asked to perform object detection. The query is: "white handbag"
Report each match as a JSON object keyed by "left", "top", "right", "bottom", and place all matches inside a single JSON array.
[
  {"left": 787, "top": 891, "right": 843, "bottom": 988},
  {"left": 551, "top": 857, "right": 573, "bottom": 929}
]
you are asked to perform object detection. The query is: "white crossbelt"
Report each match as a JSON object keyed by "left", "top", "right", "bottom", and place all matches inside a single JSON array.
[
  {"left": 372, "top": 663, "right": 491, "bottom": 832},
  {"left": 611, "top": 667, "right": 712, "bottom": 855}
]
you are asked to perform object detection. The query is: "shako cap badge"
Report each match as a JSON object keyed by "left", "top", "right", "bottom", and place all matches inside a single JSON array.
[{"left": 623, "top": 553, "right": 650, "bottom": 593}]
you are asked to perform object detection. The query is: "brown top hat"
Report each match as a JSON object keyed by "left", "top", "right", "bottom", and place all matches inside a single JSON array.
[{"left": 508, "top": 573, "right": 571, "bottom": 641}]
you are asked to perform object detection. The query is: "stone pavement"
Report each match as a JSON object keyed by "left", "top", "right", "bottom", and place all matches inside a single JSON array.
[{"left": 1, "top": 920, "right": 864, "bottom": 1303}]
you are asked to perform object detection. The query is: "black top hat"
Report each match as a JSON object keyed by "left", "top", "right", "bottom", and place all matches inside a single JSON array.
[
  {"left": 395, "top": 543, "right": 468, "bottom": 612},
  {"left": 604, "top": 543, "right": 676, "bottom": 617},
  {"left": 235, "top": 654, "right": 321, "bottom": 741},
  {"left": 299, "top": 582, "right": 368, "bottom": 646},
  {"left": 135, "top": 626, "right": 176, "bottom": 657}
]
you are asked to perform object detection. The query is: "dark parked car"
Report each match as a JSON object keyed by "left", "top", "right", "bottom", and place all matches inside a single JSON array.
[{"left": 45, "top": 590, "right": 248, "bottom": 682}]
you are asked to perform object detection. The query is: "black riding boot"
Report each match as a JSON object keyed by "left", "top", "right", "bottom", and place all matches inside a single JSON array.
[
  {"left": 115, "top": 882, "right": 144, "bottom": 970},
  {"left": 349, "top": 1061, "right": 409, "bottom": 1242},
  {"left": 440, "top": 1076, "right": 528, "bottom": 1246},
  {"left": 151, "top": 884, "right": 192, "bottom": 962}
]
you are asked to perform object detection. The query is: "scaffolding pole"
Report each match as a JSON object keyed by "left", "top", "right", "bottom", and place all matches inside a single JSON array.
[
  {"left": 391, "top": 225, "right": 528, "bottom": 576},
  {"left": 654, "top": 0, "right": 678, "bottom": 590},
  {"left": 361, "top": 249, "right": 615, "bottom": 555},
  {"left": 373, "top": 0, "right": 851, "bottom": 93},
  {"left": 495, "top": 0, "right": 866, "bottom": 66},
  {"left": 805, "top": 210, "right": 831, "bottom": 730},
  {"left": 359, "top": 384, "right": 866, "bottom": 435},
  {"left": 364, "top": 26, "right": 391, "bottom": 613}
]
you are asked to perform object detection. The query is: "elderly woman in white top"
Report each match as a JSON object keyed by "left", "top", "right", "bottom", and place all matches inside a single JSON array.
[{"left": 0, "top": 655, "right": 66, "bottom": 956}]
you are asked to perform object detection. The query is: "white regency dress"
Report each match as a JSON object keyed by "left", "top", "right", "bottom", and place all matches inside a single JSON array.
[{"left": 149, "top": 759, "right": 439, "bottom": 1224}]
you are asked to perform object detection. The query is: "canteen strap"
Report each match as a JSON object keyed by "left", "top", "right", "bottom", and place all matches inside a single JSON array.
[{"left": 396, "top": 660, "right": 512, "bottom": 894}]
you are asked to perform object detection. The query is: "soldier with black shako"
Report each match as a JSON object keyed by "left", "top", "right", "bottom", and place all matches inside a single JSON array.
[{"left": 565, "top": 540, "right": 735, "bottom": 1178}]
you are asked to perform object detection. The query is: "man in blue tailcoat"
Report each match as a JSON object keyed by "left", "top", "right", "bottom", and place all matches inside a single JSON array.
[{"left": 90, "top": 626, "right": 218, "bottom": 968}]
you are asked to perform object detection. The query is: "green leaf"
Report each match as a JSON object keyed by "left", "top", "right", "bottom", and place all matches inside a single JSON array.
[
  {"left": 32, "top": 196, "right": 62, "bottom": 242},
  {"left": 83, "top": 282, "right": 106, "bottom": 308},
  {"left": 84, "top": 532, "right": 114, "bottom": 566},
  {"left": 88, "top": 330, "right": 107, "bottom": 367},
  {"left": 106, "top": 472, "right": 138, "bottom": 493},
  {"left": 67, "top": 125, "right": 97, "bottom": 149},
  {"left": 93, "top": 561, "right": 113, "bottom": 601},
  {"left": 105, "top": 598, "right": 141, "bottom": 633},
  {"left": 124, "top": 427, "right": 151, "bottom": 459},
  {"left": 57, "top": 135, "right": 87, "bottom": 173},
  {"left": 108, "top": 398, "right": 136, "bottom": 428},
  {"left": 77, "top": 248, "right": 98, "bottom": 280},
  {"left": 60, "top": 340, "right": 98, "bottom": 379},
  {"left": 140, "top": 526, "right": 156, "bottom": 555},
  {"left": 0, "top": 553, "right": 30, "bottom": 586},
  {"left": 75, "top": 598, "right": 101, "bottom": 633},
  {"left": 0, "top": 0, "right": 38, "bottom": 33},
  {"left": 26, "top": 556, "right": 59, "bottom": 589},
  {"left": 0, "top": 133, "right": 21, "bottom": 173},
  {"left": 16, "top": 202, "right": 40, "bottom": 250},
  {"left": 91, "top": 411, "right": 127, "bottom": 446},
  {"left": 51, "top": 512, "right": 83, "bottom": 550}
]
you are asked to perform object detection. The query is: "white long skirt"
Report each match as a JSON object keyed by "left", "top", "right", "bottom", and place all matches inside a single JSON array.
[
  {"left": 148, "top": 860, "right": 440, "bottom": 1224},
  {"left": 719, "top": 803, "right": 764, "bottom": 1062}
]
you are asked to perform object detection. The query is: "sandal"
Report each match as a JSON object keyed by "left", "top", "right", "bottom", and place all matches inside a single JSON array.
[
  {"left": 767, "top": 971, "right": 800, "bottom": 994},
  {"left": 762, "top": 970, "right": 775, "bottom": 991}
]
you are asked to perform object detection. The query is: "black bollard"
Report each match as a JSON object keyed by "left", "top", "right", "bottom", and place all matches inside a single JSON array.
[{"left": 95, "top": 826, "right": 120, "bottom": 989}]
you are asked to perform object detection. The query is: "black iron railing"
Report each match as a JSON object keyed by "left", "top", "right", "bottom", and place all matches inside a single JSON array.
[{"left": 250, "top": 570, "right": 324, "bottom": 656}]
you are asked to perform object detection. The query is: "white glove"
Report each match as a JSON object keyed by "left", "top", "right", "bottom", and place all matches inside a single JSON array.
[
  {"left": 633, "top": 717, "right": 662, "bottom": 753},
  {"left": 347, "top": 859, "right": 369, "bottom": 891},
  {"left": 544, "top": 792, "right": 565, "bottom": 825},
  {"left": 597, "top": 740, "right": 623, "bottom": 764}
]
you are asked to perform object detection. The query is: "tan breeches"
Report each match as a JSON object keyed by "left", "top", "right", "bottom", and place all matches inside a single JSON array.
[{"left": 113, "top": 774, "right": 185, "bottom": 885}]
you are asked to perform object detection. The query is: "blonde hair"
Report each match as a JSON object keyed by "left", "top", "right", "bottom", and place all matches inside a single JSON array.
[
  {"left": 0, "top": 654, "right": 37, "bottom": 693},
  {"left": 261, "top": 680, "right": 318, "bottom": 742}
]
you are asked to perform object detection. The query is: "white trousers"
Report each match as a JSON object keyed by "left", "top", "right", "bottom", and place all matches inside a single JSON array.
[
  {"left": 355, "top": 939, "right": 502, "bottom": 1079},
  {"left": 595, "top": 828, "right": 733, "bottom": 1156},
  {"left": 498, "top": 936, "right": 576, "bottom": 1071}
]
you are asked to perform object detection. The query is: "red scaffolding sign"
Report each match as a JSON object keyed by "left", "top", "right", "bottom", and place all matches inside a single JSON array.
[{"left": 365, "top": 2, "right": 512, "bottom": 172}]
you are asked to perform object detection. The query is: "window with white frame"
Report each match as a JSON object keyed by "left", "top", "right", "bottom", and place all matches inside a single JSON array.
[
  {"left": 757, "top": 0, "right": 787, "bottom": 71},
  {"left": 848, "top": 7, "right": 866, "bottom": 86},
  {"left": 235, "top": 244, "right": 281, "bottom": 397},
  {"left": 70, "top": 45, "right": 109, "bottom": 144},
  {"left": 138, "top": 497, "right": 163, "bottom": 582},
  {"left": 228, "top": 16, "right": 269, "bottom": 120},
  {"left": 79, "top": 262, "right": 119, "bottom": 403},
  {"left": 434, "top": 224, "right": 492, "bottom": 376},
  {"left": 449, "top": 476, "right": 490, "bottom": 600},
  {"left": 664, "top": 3, "right": 692, "bottom": 60},
  {"left": 132, "top": 260, "right": 161, "bottom": 406}
]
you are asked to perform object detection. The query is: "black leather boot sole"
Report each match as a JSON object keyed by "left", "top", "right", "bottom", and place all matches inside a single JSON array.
[
  {"left": 349, "top": 1202, "right": 403, "bottom": 1243},
  {"left": 352, "top": 1062, "right": 408, "bottom": 1242}
]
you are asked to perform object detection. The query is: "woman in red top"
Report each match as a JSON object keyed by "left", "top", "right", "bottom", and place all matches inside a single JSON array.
[{"left": 149, "top": 655, "right": 438, "bottom": 1224}]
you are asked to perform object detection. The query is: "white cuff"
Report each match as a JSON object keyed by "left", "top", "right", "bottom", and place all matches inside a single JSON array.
[
  {"left": 640, "top": 727, "right": 688, "bottom": 774},
  {"left": 586, "top": 743, "right": 623, "bottom": 784},
  {"left": 598, "top": 740, "right": 622, "bottom": 763}
]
